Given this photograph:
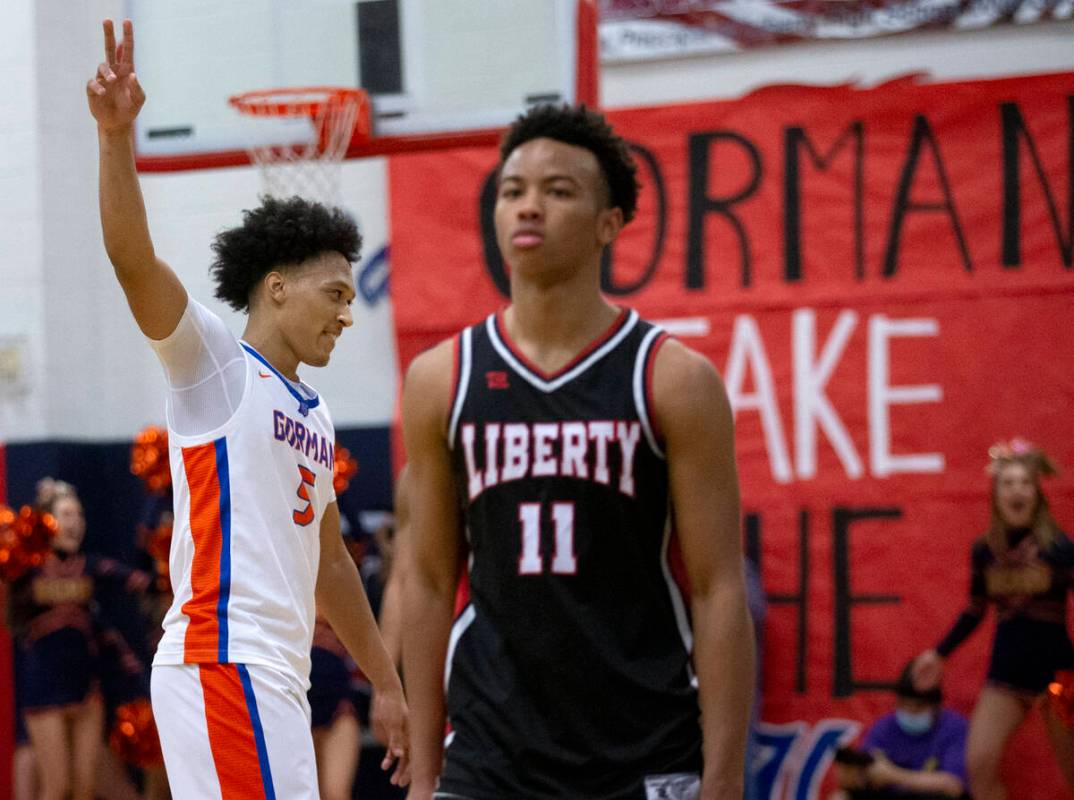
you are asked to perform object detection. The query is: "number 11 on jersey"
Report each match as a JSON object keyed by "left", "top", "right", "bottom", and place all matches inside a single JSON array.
[{"left": 518, "top": 502, "right": 577, "bottom": 575}]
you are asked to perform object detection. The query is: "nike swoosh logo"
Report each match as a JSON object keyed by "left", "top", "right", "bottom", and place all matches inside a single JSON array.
[{"left": 259, "top": 371, "right": 272, "bottom": 378}]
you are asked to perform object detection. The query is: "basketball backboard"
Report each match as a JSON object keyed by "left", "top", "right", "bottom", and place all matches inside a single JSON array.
[{"left": 128, "top": 0, "right": 598, "bottom": 171}]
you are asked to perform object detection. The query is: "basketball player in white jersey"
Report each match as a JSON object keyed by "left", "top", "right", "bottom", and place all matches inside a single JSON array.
[{"left": 87, "top": 20, "right": 409, "bottom": 798}]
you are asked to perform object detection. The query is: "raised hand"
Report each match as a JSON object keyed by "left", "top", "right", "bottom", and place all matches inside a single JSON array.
[{"left": 86, "top": 19, "right": 145, "bottom": 131}]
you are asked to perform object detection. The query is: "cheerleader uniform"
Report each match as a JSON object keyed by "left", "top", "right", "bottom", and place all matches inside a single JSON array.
[
  {"left": 8, "top": 551, "right": 140, "bottom": 712},
  {"left": 937, "top": 528, "right": 1074, "bottom": 695}
]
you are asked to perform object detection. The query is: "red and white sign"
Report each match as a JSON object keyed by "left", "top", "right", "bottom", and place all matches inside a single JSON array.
[{"left": 389, "top": 71, "right": 1074, "bottom": 797}]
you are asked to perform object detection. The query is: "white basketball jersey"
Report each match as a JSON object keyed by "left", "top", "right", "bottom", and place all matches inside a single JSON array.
[{"left": 153, "top": 340, "right": 336, "bottom": 688}]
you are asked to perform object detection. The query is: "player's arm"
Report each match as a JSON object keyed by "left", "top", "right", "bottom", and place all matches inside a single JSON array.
[
  {"left": 316, "top": 501, "right": 410, "bottom": 786},
  {"left": 652, "top": 339, "right": 754, "bottom": 800},
  {"left": 400, "top": 341, "right": 462, "bottom": 800},
  {"left": 87, "top": 19, "right": 187, "bottom": 340}
]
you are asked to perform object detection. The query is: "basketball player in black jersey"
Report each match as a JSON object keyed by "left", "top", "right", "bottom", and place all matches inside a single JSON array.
[{"left": 401, "top": 105, "right": 754, "bottom": 800}]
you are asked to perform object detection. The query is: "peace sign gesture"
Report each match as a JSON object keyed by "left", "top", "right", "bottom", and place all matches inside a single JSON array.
[{"left": 86, "top": 19, "right": 145, "bottom": 131}]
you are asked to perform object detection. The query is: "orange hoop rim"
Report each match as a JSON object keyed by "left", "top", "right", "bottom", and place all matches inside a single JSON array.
[{"left": 227, "top": 86, "right": 368, "bottom": 119}]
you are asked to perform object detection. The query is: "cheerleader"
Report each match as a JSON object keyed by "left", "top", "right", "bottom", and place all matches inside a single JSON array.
[
  {"left": 8, "top": 480, "right": 148, "bottom": 800},
  {"left": 913, "top": 440, "right": 1074, "bottom": 800}
]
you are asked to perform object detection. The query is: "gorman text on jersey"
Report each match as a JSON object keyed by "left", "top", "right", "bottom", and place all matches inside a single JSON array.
[{"left": 273, "top": 409, "right": 334, "bottom": 469}]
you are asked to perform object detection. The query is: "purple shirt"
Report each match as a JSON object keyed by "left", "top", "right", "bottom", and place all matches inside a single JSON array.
[{"left": 862, "top": 708, "right": 968, "bottom": 783}]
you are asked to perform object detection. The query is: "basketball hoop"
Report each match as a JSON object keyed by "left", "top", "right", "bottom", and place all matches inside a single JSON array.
[{"left": 228, "top": 87, "right": 370, "bottom": 208}]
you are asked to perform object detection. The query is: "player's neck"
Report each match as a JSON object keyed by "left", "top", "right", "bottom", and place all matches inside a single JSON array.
[
  {"left": 242, "top": 321, "right": 301, "bottom": 381},
  {"left": 504, "top": 276, "right": 620, "bottom": 375}
]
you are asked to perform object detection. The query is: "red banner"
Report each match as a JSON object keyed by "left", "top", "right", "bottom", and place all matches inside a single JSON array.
[{"left": 389, "top": 72, "right": 1074, "bottom": 798}]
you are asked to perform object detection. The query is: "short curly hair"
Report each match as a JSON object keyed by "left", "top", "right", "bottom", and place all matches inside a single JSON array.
[
  {"left": 210, "top": 196, "right": 362, "bottom": 312},
  {"left": 499, "top": 104, "right": 639, "bottom": 223}
]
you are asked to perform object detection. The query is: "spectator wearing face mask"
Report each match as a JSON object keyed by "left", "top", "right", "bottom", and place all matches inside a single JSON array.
[{"left": 831, "top": 663, "right": 969, "bottom": 800}]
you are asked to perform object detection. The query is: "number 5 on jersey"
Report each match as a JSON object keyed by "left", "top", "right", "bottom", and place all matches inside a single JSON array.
[
  {"left": 293, "top": 465, "right": 316, "bottom": 526},
  {"left": 518, "top": 502, "right": 577, "bottom": 575}
]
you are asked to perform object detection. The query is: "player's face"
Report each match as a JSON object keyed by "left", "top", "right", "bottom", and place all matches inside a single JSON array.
[
  {"left": 495, "top": 138, "right": 622, "bottom": 284},
  {"left": 51, "top": 495, "right": 86, "bottom": 554},
  {"left": 994, "top": 462, "right": 1038, "bottom": 529},
  {"left": 279, "top": 251, "right": 356, "bottom": 368}
]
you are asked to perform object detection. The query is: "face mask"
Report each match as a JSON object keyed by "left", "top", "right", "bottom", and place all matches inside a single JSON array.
[{"left": 895, "top": 709, "right": 934, "bottom": 736}]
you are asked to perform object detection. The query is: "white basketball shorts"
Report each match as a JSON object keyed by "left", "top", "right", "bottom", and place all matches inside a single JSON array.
[{"left": 151, "top": 662, "right": 317, "bottom": 800}]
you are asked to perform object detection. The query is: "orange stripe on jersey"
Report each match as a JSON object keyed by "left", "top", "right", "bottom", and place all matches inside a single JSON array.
[
  {"left": 181, "top": 441, "right": 224, "bottom": 660},
  {"left": 199, "top": 664, "right": 268, "bottom": 800}
]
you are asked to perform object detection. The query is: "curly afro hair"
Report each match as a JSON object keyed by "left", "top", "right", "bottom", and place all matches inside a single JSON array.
[
  {"left": 210, "top": 195, "right": 362, "bottom": 313},
  {"left": 499, "top": 104, "right": 639, "bottom": 223}
]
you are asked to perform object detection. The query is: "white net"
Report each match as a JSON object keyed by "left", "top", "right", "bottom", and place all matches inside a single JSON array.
[{"left": 231, "top": 88, "right": 366, "bottom": 208}]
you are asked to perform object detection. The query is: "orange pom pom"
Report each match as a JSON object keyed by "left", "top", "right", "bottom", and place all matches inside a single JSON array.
[
  {"left": 109, "top": 698, "right": 164, "bottom": 768},
  {"left": 1050, "top": 670, "right": 1074, "bottom": 726},
  {"left": 333, "top": 444, "right": 359, "bottom": 495},
  {"left": 0, "top": 505, "right": 58, "bottom": 582},
  {"left": 131, "top": 426, "right": 171, "bottom": 495}
]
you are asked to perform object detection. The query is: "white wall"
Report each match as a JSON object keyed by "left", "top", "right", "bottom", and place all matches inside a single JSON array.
[
  {"left": 0, "top": 4, "right": 1071, "bottom": 443},
  {"left": 0, "top": 0, "right": 45, "bottom": 440},
  {"left": 37, "top": 0, "right": 130, "bottom": 439}
]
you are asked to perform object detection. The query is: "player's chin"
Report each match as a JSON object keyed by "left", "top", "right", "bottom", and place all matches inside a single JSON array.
[
  {"left": 305, "top": 349, "right": 332, "bottom": 368},
  {"left": 303, "top": 331, "right": 342, "bottom": 367}
]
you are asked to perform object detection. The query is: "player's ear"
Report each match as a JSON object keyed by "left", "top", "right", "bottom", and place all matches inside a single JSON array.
[
  {"left": 264, "top": 271, "right": 287, "bottom": 305},
  {"left": 596, "top": 206, "right": 624, "bottom": 247}
]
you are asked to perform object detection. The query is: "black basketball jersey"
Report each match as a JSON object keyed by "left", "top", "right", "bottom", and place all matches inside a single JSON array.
[{"left": 439, "top": 308, "right": 703, "bottom": 800}]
